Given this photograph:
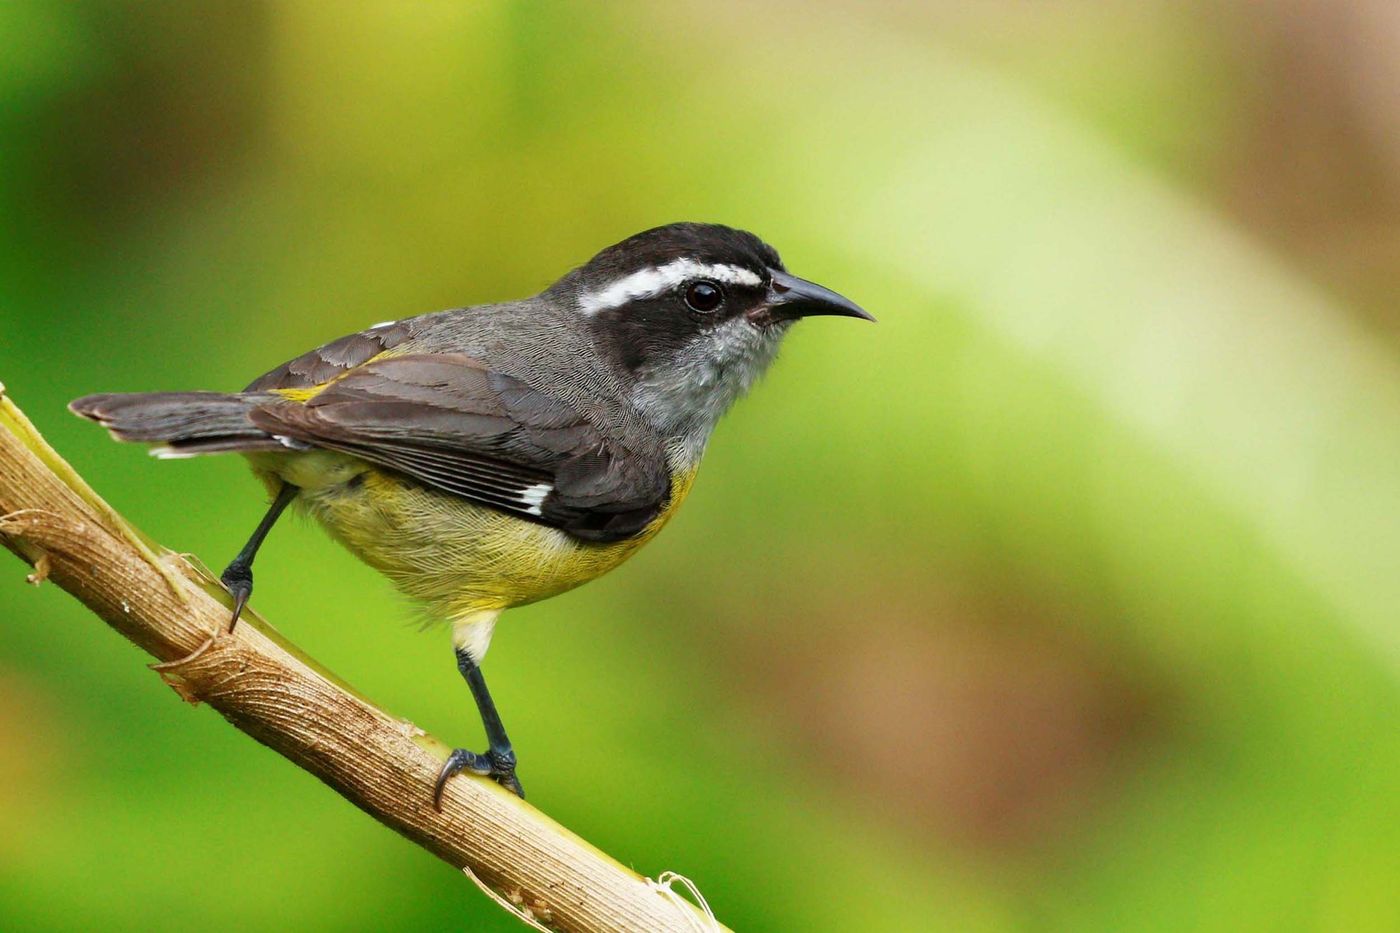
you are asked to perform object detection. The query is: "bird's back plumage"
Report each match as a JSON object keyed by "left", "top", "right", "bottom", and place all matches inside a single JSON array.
[{"left": 75, "top": 303, "right": 677, "bottom": 542}]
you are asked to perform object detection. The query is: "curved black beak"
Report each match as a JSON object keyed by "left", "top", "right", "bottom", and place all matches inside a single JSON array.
[{"left": 764, "top": 270, "right": 875, "bottom": 323}]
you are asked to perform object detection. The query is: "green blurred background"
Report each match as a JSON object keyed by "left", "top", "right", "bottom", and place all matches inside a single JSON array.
[{"left": 3, "top": 1, "right": 1399, "bottom": 930}]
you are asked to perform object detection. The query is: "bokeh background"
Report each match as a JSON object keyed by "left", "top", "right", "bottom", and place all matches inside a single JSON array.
[{"left": 3, "top": 1, "right": 1399, "bottom": 930}]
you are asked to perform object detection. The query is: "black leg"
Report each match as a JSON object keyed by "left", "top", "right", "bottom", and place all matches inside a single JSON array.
[
  {"left": 433, "top": 648, "right": 523, "bottom": 808},
  {"left": 220, "top": 482, "right": 297, "bottom": 632}
]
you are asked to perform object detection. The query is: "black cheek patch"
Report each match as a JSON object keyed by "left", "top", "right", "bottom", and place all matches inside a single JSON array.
[{"left": 597, "top": 297, "right": 704, "bottom": 373}]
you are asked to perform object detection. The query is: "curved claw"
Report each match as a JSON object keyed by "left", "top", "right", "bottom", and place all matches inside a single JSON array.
[
  {"left": 494, "top": 768, "right": 524, "bottom": 798},
  {"left": 433, "top": 748, "right": 524, "bottom": 809},
  {"left": 220, "top": 566, "right": 252, "bottom": 633}
]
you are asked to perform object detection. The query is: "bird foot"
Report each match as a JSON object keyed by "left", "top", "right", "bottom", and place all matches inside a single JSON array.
[
  {"left": 219, "top": 563, "right": 252, "bottom": 632},
  {"left": 433, "top": 747, "right": 523, "bottom": 809}
]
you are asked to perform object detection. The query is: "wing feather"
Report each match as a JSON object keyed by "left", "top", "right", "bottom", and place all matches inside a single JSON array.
[
  {"left": 249, "top": 353, "right": 670, "bottom": 542},
  {"left": 243, "top": 321, "right": 417, "bottom": 394}
]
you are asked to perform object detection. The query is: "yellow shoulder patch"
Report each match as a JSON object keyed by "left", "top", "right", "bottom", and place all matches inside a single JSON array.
[{"left": 272, "top": 385, "right": 323, "bottom": 403}]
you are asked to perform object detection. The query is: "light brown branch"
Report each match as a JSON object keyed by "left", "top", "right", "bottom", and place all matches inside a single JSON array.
[{"left": 0, "top": 382, "right": 725, "bottom": 933}]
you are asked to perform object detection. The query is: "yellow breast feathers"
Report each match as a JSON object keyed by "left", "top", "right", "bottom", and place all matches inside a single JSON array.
[{"left": 251, "top": 450, "right": 697, "bottom": 622}]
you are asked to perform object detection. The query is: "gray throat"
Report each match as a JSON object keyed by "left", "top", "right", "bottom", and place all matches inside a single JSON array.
[{"left": 629, "top": 318, "right": 789, "bottom": 463}]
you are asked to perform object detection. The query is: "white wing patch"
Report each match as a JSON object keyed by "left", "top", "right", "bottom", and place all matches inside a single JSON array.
[
  {"left": 577, "top": 260, "right": 763, "bottom": 315},
  {"left": 518, "top": 481, "right": 553, "bottom": 516}
]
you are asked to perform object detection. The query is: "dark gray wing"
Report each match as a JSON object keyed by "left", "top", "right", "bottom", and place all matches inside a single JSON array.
[
  {"left": 248, "top": 353, "right": 671, "bottom": 543},
  {"left": 243, "top": 320, "right": 418, "bottom": 393}
]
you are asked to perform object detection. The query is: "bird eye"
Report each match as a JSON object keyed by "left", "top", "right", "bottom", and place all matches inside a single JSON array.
[{"left": 684, "top": 280, "right": 724, "bottom": 313}]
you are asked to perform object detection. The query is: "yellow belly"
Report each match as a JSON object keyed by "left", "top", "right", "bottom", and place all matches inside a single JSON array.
[{"left": 247, "top": 449, "right": 694, "bottom": 623}]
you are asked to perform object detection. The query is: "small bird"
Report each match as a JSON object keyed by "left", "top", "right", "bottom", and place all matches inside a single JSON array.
[{"left": 71, "top": 222, "right": 871, "bottom": 804}]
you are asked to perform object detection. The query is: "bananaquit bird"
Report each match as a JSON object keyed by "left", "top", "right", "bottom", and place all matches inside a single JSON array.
[{"left": 71, "top": 222, "right": 872, "bottom": 804}]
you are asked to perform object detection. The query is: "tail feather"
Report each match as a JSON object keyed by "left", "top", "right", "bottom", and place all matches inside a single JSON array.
[{"left": 69, "top": 392, "right": 281, "bottom": 454}]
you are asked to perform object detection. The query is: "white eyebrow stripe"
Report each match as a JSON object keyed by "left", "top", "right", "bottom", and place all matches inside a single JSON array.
[{"left": 577, "top": 260, "right": 763, "bottom": 315}]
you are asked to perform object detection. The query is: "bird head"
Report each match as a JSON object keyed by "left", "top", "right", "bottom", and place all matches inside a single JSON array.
[{"left": 553, "top": 222, "right": 872, "bottom": 445}]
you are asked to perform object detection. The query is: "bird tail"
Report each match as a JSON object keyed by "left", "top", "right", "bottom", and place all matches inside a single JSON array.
[{"left": 69, "top": 391, "right": 284, "bottom": 457}]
